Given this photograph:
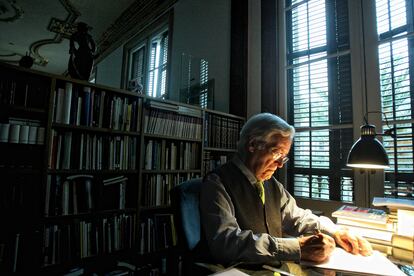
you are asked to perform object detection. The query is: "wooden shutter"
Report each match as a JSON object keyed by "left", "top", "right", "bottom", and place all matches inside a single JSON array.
[{"left": 286, "top": 0, "right": 354, "bottom": 201}]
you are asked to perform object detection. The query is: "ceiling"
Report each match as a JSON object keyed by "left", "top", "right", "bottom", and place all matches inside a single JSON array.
[{"left": 0, "top": 0, "right": 134, "bottom": 75}]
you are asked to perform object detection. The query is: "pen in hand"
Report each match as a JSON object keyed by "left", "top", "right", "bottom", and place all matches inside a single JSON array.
[{"left": 308, "top": 229, "right": 323, "bottom": 245}]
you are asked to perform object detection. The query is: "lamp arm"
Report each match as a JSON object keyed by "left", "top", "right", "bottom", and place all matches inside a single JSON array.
[{"left": 376, "top": 127, "right": 414, "bottom": 139}]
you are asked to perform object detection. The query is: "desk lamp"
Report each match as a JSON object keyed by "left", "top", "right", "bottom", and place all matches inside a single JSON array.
[
  {"left": 346, "top": 112, "right": 404, "bottom": 169},
  {"left": 346, "top": 123, "right": 390, "bottom": 169}
]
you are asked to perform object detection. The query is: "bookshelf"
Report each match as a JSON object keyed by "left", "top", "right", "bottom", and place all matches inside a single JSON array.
[
  {"left": 0, "top": 62, "right": 245, "bottom": 275},
  {"left": 0, "top": 63, "right": 50, "bottom": 275},
  {"left": 42, "top": 75, "right": 142, "bottom": 275},
  {"left": 137, "top": 99, "right": 204, "bottom": 275},
  {"left": 203, "top": 109, "right": 244, "bottom": 174}
]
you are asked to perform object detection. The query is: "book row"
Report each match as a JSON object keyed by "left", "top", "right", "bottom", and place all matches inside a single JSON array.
[
  {"left": 204, "top": 113, "right": 242, "bottom": 149},
  {"left": 0, "top": 73, "right": 49, "bottom": 109},
  {"left": 42, "top": 214, "right": 136, "bottom": 266},
  {"left": 53, "top": 82, "right": 143, "bottom": 132},
  {"left": 203, "top": 151, "right": 229, "bottom": 174},
  {"left": 49, "top": 131, "right": 138, "bottom": 170},
  {"left": 44, "top": 175, "right": 132, "bottom": 217},
  {"left": 143, "top": 108, "right": 202, "bottom": 139},
  {"left": 141, "top": 173, "right": 200, "bottom": 207},
  {"left": 144, "top": 139, "right": 201, "bottom": 171},
  {"left": 0, "top": 120, "right": 44, "bottom": 145},
  {"left": 138, "top": 214, "right": 176, "bottom": 254}
]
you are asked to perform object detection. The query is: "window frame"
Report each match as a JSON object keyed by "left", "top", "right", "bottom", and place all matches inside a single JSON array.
[
  {"left": 122, "top": 13, "right": 172, "bottom": 99},
  {"left": 276, "top": 0, "right": 389, "bottom": 210}
]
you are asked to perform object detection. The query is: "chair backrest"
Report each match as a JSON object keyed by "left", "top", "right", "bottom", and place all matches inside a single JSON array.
[{"left": 170, "top": 178, "right": 203, "bottom": 251}]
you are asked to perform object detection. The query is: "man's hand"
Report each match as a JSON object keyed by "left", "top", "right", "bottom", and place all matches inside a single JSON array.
[
  {"left": 299, "top": 232, "right": 335, "bottom": 263},
  {"left": 333, "top": 228, "right": 373, "bottom": 256}
]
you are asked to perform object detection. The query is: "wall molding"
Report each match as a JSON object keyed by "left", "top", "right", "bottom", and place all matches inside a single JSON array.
[
  {"left": 95, "top": 0, "right": 176, "bottom": 64},
  {"left": 0, "top": 0, "right": 24, "bottom": 22}
]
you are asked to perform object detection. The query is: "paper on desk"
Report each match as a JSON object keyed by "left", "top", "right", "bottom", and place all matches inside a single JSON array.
[
  {"left": 301, "top": 247, "right": 405, "bottom": 276},
  {"left": 209, "top": 268, "right": 250, "bottom": 276}
]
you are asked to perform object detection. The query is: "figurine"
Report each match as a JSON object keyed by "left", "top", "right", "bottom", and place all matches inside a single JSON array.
[{"left": 68, "top": 22, "right": 96, "bottom": 80}]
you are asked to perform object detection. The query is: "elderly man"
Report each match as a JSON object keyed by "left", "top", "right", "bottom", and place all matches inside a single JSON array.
[{"left": 200, "top": 113, "right": 372, "bottom": 266}]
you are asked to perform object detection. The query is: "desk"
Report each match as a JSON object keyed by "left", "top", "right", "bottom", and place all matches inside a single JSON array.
[
  {"left": 231, "top": 261, "right": 413, "bottom": 276},
  {"left": 209, "top": 252, "right": 414, "bottom": 276}
]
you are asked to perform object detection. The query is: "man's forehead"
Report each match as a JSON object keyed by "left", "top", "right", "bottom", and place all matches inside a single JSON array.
[{"left": 268, "top": 133, "right": 292, "bottom": 144}]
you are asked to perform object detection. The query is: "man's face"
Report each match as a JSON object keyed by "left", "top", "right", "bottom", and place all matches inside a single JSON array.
[{"left": 247, "top": 134, "right": 292, "bottom": 181}]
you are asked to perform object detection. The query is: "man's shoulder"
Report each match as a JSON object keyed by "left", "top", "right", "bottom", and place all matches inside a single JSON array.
[{"left": 268, "top": 177, "right": 286, "bottom": 192}]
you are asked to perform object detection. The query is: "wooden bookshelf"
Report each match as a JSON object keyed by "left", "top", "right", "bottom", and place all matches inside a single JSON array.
[
  {"left": 0, "top": 62, "right": 50, "bottom": 275},
  {"left": 0, "top": 62, "right": 245, "bottom": 275}
]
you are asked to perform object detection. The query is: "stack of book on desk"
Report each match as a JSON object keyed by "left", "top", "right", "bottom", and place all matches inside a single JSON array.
[
  {"left": 373, "top": 197, "right": 414, "bottom": 263},
  {"left": 332, "top": 205, "right": 395, "bottom": 255}
]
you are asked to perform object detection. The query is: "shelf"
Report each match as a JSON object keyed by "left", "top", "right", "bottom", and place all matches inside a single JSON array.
[
  {"left": 143, "top": 133, "right": 202, "bottom": 142},
  {"left": 0, "top": 104, "right": 46, "bottom": 114},
  {"left": 0, "top": 167, "right": 42, "bottom": 174},
  {"left": 0, "top": 142, "right": 45, "bottom": 148},
  {"left": 52, "top": 123, "right": 141, "bottom": 136},
  {"left": 203, "top": 108, "right": 245, "bottom": 120},
  {"left": 204, "top": 147, "right": 237, "bottom": 152},
  {"left": 141, "top": 169, "right": 201, "bottom": 174},
  {"left": 40, "top": 248, "right": 137, "bottom": 274},
  {"left": 43, "top": 208, "right": 137, "bottom": 221},
  {"left": 47, "top": 169, "right": 138, "bottom": 174},
  {"left": 140, "top": 205, "right": 172, "bottom": 212}
]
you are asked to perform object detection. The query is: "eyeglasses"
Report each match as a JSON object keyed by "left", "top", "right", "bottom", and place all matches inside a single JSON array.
[
  {"left": 256, "top": 143, "right": 290, "bottom": 164},
  {"left": 269, "top": 149, "right": 289, "bottom": 164}
]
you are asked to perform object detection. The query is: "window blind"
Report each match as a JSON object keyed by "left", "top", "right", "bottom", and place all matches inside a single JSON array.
[
  {"left": 376, "top": 0, "right": 414, "bottom": 199},
  {"left": 148, "top": 30, "right": 169, "bottom": 98},
  {"left": 199, "top": 59, "right": 209, "bottom": 108},
  {"left": 286, "top": 0, "right": 354, "bottom": 201},
  {"left": 130, "top": 45, "right": 146, "bottom": 86}
]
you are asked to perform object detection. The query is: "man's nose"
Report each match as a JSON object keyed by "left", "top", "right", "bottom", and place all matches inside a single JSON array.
[{"left": 275, "top": 160, "right": 284, "bottom": 168}]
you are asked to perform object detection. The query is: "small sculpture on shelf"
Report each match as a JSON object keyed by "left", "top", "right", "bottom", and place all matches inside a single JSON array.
[{"left": 68, "top": 22, "right": 96, "bottom": 80}]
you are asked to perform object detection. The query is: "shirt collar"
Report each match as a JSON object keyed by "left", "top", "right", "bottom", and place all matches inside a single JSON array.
[{"left": 232, "top": 154, "right": 259, "bottom": 186}]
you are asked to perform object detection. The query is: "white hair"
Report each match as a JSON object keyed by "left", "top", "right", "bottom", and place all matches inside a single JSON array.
[{"left": 237, "top": 113, "right": 295, "bottom": 158}]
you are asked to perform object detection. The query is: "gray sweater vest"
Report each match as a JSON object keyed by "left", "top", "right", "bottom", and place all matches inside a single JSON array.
[{"left": 215, "top": 161, "right": 282, "bottom": 237}]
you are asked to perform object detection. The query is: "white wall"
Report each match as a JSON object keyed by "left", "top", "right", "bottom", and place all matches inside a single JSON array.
[
  {"left": 169, "top": 0, "right": 231, "bottom": 112},
  {"left": 95, "top": 44, "right": 124, "bottom": 88}
]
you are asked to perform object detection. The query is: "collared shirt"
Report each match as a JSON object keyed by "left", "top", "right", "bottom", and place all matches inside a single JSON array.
[{"left": 200, "top": 155, "right": 339, "bottom": 265}]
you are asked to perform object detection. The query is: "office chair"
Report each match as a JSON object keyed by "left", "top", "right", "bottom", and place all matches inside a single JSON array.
[{"left": 170, "top": 178, "right": 216, "bottom": 275}]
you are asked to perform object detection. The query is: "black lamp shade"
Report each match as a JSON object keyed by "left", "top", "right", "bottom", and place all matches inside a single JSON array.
[{"left": 347, "top": 124, "right": 390, "bottom": 169}]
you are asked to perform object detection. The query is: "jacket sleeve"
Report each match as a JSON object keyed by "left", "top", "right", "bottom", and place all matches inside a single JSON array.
[{"left": 277, "top": 179, "right": 339, "bottom": 237}]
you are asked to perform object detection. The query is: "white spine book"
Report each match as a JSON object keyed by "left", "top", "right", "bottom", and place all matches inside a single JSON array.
[
  {"left": 55, "top": 88, "right": 65, "bottom": 123},
  {"left": 62, "top": 180, "right": 70, "bottom": 215},
  {"left": 19, "top": 125, "right": 29, "bottom": 144},
  {"left": 156, "top": 174, "right": 162, "bottom": 206},
  {"left": 9, "top": 124, "right": 20, "bottom": 143},
  {"left": 61, "top": 132, "right": 72, "bottom": 169},
  {"left": 62, "top": 82, "right": 72, "bottom": 124},
  {"left": 76, "top": 97, "right": 82, "bottom": 126},
  {"left": 145, "top": 140, "right": 153, "bottom": 170},
  {"left": 28, "top": 125, "right": 37, "bottom": 144},
  {"left": 79, "top": 133, "right": 84, "bottom": 169},
  {"left": 0, "top": 123, "right": 10, "bottom": 142}
]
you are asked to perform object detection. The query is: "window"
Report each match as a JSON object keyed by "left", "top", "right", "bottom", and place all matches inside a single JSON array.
[
  {"left": 281, "top": 0, "right": 414, "bottom": 203},
  {"left": 147, "top": 29, "right": 169, "bottom": 98},
  {"left": 285, "top": 0, "right": 354, "bottom": 202},
  {"left": 129, "top": 44, "right": 145, "bottom": 91},
  {"left": 127, "top": 28, "right": 169, "bottom": 98},
  {"left": 199, "top": 59, "right": 209, "bottom": 108},
  {"left": 376, "top": 0, "right": 414, "bottom": 199}
]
